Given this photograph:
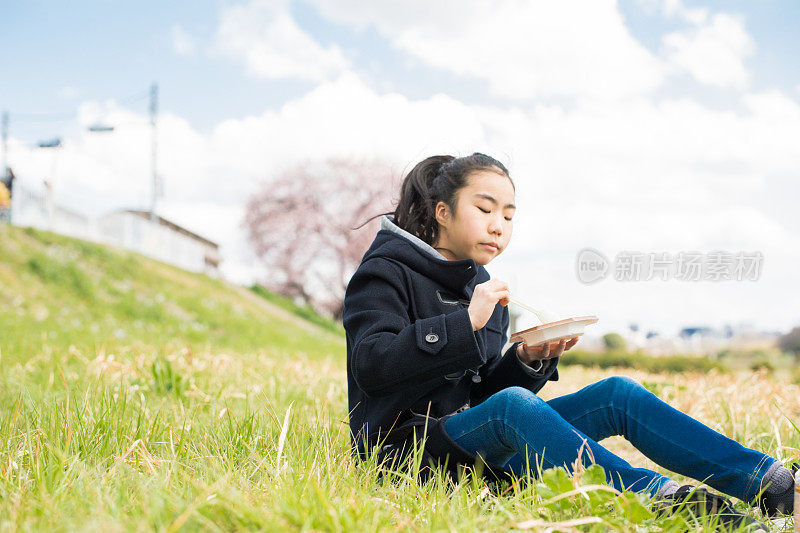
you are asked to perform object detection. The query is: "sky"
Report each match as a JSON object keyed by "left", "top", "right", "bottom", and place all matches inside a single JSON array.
[{"left": 2, "top": 0, "right": 799, "bottom": 337}]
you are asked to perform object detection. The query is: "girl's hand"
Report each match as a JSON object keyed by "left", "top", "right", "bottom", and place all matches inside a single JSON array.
[
  {"left": 467, "top": 279, "right": 510, "bottom": 331},
  {"left": 517, "top": 336, "right": 579, "bottom": 365}
]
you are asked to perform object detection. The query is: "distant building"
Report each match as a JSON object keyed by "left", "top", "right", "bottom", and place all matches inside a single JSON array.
[
  {"left": 679, "top": 326, "right": 716, "bottom": 339},
  {"left": 7, "top": 176, "right": 222, "bottom": 278},
  {"left": 97, "top": 210, "right": 221, "bottom": 277},
  {"left": 637, "top": 323, "right": 780, "bottom": 356},
  {"left": 10, "top": 184, "right": 92, "bottom": 240}
]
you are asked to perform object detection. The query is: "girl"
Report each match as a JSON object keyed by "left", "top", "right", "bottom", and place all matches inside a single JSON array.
[{"left": 342, "top": 153, "right": 795, "bottom": 529}]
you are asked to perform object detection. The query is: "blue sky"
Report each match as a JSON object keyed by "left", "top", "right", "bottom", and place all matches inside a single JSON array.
[
  {"left": 621, "top": 0, "right": 799, "bottom": 89},
  {"left": 4, "top": 0, "right": 798, "bottom": 138},
  {"left": 4, "top": 0, "right": 512, "bottom": 139},
  {"left": 2, "top": 1, "right": 800, "bottom": 337}
]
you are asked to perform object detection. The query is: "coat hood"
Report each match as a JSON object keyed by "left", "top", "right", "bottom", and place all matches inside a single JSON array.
[{"left": 361, "top": 215, "right": 486, "bottom": 296}]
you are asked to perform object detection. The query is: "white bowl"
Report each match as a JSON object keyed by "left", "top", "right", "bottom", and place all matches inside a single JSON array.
[{"left": 509, "top": 316, "right": 599, "bottom": 348}]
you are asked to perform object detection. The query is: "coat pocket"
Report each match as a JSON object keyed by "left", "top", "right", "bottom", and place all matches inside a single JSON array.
[{"left": 436, "top": 290, "right": 470, "bottom": 307}]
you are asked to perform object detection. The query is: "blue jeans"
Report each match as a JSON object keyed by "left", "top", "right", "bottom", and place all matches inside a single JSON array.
[{"left": 443, "top": 376, "right": 777, "bottom": 501}]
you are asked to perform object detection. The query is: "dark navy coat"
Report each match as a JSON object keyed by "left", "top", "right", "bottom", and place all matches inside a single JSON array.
[{"left": 343, "top": 215, "right": 560, "bottom": 459}]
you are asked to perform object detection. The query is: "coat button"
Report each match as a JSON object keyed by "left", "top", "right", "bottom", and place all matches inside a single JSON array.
[{"left": 425, "top": 333, "right": 439, "bottom": 343}]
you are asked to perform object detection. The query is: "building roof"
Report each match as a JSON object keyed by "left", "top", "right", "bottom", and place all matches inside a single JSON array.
[{"left": 114, "top": 209, "right": 219, "bottom": 249}]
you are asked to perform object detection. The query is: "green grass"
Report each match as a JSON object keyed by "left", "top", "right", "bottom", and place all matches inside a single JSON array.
[
  {"left": 249, "top": 284, "right": 343, "bottom": 334},
  {"left": 0, "top": 224, "right": 797, "bottom": 531},
  {"left": 0, "top": 225, "right": 343, "bottom": 358},
  {"left": 560, "top": 349, "right": 727, "bottom": 374}
]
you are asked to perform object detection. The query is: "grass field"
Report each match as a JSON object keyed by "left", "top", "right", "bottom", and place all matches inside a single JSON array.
[{"left": 1, "top": 224, "right": 798, "bottom": 531}]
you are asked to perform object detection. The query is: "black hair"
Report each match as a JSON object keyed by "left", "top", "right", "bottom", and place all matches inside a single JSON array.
[{"left": 356, "top": 152, "right": 513, "bottom": 246}]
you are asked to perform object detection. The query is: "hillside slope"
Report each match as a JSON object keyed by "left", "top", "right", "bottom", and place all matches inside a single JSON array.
[{"left": 0, "top": 224, "right": 345, "bottom": 361}]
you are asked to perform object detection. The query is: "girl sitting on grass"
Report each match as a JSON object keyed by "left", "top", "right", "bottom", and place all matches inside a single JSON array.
[{"left": 342, "top": 153, "right": 795, "bottom": 530}]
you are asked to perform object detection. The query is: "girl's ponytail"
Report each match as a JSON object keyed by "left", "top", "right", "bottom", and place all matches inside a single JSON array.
[
  {"left": 354, "top": 152, "right": 512, "bottom": 246},
  {"left": 393, "top": 155, "right": 455, "bottom": 245}
]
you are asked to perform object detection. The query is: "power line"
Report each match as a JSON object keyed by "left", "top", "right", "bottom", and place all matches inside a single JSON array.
[
  {"left": 3, "top": 82, "right": 162, "bottom": 218},
  {"left": 11, "top": 110, "right": 77, "bottom": 122},
  {"left": 149, "top": 82, "right": 159, "bottom": 222},
  {"left": 10, "top": 88, "right": 152, "bottom": 124},
  {"left": 118, "top": 89, "right": 150, "bottom": 105}
]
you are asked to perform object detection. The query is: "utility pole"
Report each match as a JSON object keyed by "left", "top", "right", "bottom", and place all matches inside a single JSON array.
[
  {"left": 2, "top": 111, "right": 8, "bottom": 181},
  {"left": 149, "top": 82, "right": 158, "bottom": 223}
]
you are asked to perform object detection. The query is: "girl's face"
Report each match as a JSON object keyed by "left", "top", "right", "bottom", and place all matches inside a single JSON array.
[{"left": 432, "top": 170, "right": 515, "bottom": 265}]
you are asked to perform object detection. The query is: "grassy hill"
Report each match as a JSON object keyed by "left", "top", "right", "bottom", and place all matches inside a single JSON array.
[
  {"left": 0, "top": 224, "right": 344, "bottom": 361},
  {"left": 0, "top": 224, "right": 351, "bottom": 529},
  {"left": 0, "top": 224, "right": 797, "bottom": 531}
]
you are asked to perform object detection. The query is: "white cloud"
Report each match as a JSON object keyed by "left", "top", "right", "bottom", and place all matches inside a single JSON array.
[
  {"left": 306, "top": 0, "right": 664, "bottom": 102},
  {"left": 213, "top": 0, "right": 348, "bottom": 82},
  {"left": 212, "top": 1, "right": 756, "bottom": 99},
  {"left": 171, "top": 24, "right": 196, "bottom": 55},
  {"left": 304, "top": 1, "right": 761, "bottom": 100},
  {"left": 662, "top": 13, "right": 754, "bottom": 89},
  {"left": 633, "top": 0, "right": 708, "bottom": 24},
  {"left": 210, "top": 72, "right": 488, "bottom": 172},
  {"left": 680, "top": 7, "right": 709, "bottom": 26}
]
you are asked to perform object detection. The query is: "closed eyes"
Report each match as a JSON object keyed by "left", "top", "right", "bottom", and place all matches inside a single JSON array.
[{"left": 478, "top": 206, "right": 513, "bottom": 221}]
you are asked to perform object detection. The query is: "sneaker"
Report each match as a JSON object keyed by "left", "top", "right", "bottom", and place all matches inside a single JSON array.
[
  {"left": 755, "top": 461, "right": 798, "bottom": 518},
  {"left": 653, "top": 484, "right": 769, "bottom": 532}
]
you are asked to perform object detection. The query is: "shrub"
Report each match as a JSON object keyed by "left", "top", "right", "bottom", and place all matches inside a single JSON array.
[
  {"left": 750, "top": 358, "right": 775, "bottom": 373},
  {"left": 561, "top": 349, "right": 725, "bottom": 374},
  {"left": 778, "top": 326, "right": 800, "bottom": 357},
  {"left": 602, "top": 333, "right": 627, "bottom": 351},
  {"left": 250, "top": 284, "right": 342, "bottom": 333}
]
